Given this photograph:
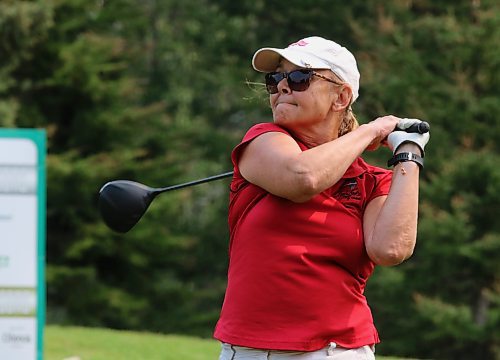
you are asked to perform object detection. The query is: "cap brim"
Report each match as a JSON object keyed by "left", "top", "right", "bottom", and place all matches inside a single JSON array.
[
  {"left": 252, "top": 48, "right": 283, "bottom": 72},
  {"left": 252, "top": 47, "right": 330, "bottom": 73}
]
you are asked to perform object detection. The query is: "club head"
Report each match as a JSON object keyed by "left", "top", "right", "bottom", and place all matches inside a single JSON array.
[{"left": 99, "top": 180, "right": 157, "bottom": 233}]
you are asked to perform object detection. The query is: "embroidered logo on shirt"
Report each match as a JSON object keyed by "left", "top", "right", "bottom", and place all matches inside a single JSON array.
[{"left": 334, "top": 179, "right": 361, "bottom": 202}]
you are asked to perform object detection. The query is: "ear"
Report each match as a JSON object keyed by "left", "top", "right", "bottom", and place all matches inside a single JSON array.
[{"left": 331, "top": 85, "right": 353, "bottom": 111}]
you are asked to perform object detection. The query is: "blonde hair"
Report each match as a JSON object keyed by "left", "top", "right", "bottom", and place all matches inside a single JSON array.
[
  {"left": 337, "top": 106, "right": 359, "bottom": 137},
  {"left": 325, "top": 71, "right": 359, "bottom": 137}
]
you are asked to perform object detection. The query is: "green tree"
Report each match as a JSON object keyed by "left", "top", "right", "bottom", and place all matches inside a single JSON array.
[{"left": 356, "top": 2, "right": 500, "bottom": 358}]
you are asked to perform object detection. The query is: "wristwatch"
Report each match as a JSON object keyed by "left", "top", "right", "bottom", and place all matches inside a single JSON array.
[{"left": 387, "top": 152, "right": 424, "bottom": 169}]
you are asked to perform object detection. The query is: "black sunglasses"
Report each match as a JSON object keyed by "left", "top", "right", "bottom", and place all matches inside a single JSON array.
[{"left": 264, "top": 69, "right": 342, "bottom": 94}]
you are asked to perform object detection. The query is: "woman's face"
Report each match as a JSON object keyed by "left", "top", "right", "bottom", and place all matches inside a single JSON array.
[{"left": 269, "top": 59, "right": 340, "bottom": 132}]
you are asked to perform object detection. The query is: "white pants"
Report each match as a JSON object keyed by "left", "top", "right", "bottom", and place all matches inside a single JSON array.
[{"left": 218, "top": 342, "right": 376, "bottom": 360}]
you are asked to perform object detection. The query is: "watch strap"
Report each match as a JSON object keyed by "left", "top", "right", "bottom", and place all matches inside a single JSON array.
[{"left": 387, "top": 152, "right": 424, "bottom": 169}]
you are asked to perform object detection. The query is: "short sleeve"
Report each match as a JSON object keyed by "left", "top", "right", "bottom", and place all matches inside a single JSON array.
[{"left": 231, "top": 123, "right": 291, "bottom": 167}]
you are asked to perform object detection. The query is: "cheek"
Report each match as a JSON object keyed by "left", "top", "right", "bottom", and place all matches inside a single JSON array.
[
  {"left": 297, "top": 93, "right": 324, "bottom": 115},
  {"left": 307, "top": 90, "right": 333, "bottom": 116},
  {"left": 269, "top": 95, "right": 277, "bottom": 108}
]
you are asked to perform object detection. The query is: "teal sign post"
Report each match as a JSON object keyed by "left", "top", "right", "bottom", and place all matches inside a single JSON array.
[{"left": 0, "top": 129, "right": 45, "bottom": 360}]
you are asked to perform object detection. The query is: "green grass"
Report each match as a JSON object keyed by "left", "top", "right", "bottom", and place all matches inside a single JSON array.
[
  {"left": 45, "top": 325, "right": 411, "bottom": 360},
  {"left": 45, "top": 326, "right": 220, "bottom": 360}
]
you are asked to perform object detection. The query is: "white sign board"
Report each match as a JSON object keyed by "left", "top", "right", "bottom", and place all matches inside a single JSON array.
[{"left": 0, "top": 130, "right": 45, "bottom": 360}]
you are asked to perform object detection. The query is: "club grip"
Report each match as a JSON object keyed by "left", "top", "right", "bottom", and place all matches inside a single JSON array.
[{"left": 400, "top": 121, "right": 430, "bottom": 134}]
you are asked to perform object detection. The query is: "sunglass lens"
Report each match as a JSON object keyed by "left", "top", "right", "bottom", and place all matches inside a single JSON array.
[
  {"left": 288, "top": 70, "right": 313, "bottom": 91},
  {"left": 264, "top": 70, "right": 313, "bottom": 94},
  {"left": 265, "top": 72, "right": 284, "bottom": 94}
]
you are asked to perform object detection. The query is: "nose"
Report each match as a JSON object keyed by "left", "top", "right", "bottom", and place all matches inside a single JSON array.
[{"left": 276, "top": 77, "right": 290, "bottom": 94}]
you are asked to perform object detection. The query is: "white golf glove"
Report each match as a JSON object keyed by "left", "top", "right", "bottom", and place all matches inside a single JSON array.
[{"left": 388, "top": 118, "right": 430, "bottom": 155}]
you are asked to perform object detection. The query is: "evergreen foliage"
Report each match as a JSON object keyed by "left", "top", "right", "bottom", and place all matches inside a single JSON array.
[{"left": 1, "top": 1, "right": 499, "bottom": 358}]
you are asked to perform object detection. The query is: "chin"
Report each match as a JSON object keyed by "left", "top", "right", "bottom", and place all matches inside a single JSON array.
[
  {"left": 272, "top": 109, "right": 291, "bottom": 122},
  {"left": 272, "top": 116, "right": 292, "bottom": 127}
]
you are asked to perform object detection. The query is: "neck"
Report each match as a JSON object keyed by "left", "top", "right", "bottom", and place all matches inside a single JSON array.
[{"left": 286, "top": 113, "right": 342, "bottom": 147}]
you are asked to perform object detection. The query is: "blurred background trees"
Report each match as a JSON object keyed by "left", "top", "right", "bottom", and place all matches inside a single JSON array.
[{"left": 1, "top": 0, "right": 499, "bottom": 359}]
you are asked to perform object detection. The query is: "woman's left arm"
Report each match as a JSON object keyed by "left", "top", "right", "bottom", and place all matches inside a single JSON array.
[{"left": 363, "top": 142, "right": 422, "bottom": 266}]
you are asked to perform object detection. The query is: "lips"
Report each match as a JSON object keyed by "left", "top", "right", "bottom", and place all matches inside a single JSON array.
[{"left": 275, "top": 97, "right": 297, "bottom": 107}]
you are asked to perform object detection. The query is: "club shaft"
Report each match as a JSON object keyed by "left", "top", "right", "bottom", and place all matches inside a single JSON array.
[{"left": 156, "top": 171, "right": 234, "bottom": 193}]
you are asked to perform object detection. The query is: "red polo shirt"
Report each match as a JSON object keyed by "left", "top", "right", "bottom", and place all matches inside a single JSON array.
[{"left": 214, "top": 123, "right": 392, "bottom": 351}]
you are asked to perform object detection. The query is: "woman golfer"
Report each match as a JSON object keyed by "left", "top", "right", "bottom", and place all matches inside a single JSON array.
[{"left": 214, "top": 36, "right": 430, "bottom": 359}]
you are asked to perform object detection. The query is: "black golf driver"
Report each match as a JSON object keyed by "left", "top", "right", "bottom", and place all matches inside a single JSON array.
[
  {"left": 99, "top": 171, "right": 234, "bottom": 233},
  {"left": 99, "top": 121, "right": 429, "bottom": 233}
]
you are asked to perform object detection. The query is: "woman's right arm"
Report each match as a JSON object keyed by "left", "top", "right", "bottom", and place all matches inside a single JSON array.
[{"left": 239, "top": 116, "right": 399, "bottom": 202}]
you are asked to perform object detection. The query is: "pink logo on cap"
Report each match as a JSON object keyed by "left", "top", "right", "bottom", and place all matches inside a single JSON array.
[{"left": 289, "top": 40, "right": 309, "bottom": 47}]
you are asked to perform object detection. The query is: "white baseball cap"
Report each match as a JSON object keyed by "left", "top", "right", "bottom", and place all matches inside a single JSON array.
[{"left": 252, "top": 36, "right": 360, "bottom": 102}]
